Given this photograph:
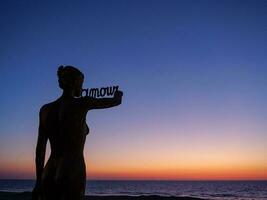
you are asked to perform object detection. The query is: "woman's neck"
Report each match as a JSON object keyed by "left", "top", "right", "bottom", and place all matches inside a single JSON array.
[{"left": 62, "top": 90, "right": 75, "bottom": 98}]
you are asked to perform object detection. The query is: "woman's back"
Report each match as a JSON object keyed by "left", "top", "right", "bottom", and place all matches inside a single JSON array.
[
  {"left": 41, "top": 97, "right": 88, "bottom": 200},
  {"left": 42, "top": 97, "right": 88, "bottom": 157}
]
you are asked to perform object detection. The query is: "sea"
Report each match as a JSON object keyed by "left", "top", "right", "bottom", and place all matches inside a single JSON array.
[{"left": 0, "top": 180, "right": 266, "bottom": 200}]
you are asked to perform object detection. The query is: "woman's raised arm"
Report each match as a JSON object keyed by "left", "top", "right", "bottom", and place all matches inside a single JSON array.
[{"left": 81, "top": 90, "right": 123, "bottom": 110}]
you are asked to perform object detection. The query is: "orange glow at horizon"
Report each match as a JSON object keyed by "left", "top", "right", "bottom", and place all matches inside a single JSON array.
[
  {"left": 0, "top": 158, "right": 266, "bottom": 180},
  {"left": 86, "top": 161, "right": 267, "bottom": 180},
  {"left": 1, "top": 127, "right": 266, "bottom": 180}
]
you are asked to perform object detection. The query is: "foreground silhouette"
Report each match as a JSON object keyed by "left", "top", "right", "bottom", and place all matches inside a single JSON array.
[{"left": 32, "top": 66, "right": 123, "bottom": 200}]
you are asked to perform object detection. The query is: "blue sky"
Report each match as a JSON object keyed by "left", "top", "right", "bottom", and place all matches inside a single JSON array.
[{"left": 0, "top": 0, "right": 266, "bottom": 179}]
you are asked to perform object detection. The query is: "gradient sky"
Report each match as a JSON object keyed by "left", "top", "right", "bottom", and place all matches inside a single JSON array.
[{"left": 0, "top": 0, "right": 267, "bottom": 180}]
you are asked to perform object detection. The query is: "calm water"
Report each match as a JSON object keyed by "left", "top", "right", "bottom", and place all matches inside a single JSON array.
[{"left": 0, "top": 180, "right": 266, "bottom": 200}]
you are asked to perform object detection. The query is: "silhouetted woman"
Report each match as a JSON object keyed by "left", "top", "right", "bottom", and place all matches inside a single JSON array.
[{"left": 32, "top": 66, "right": 123, "bottom": 200}]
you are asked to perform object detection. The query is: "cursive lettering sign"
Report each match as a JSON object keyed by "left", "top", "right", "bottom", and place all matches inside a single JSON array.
[{"left": 82, "top": 86, "right": 119, "bottom": 98}]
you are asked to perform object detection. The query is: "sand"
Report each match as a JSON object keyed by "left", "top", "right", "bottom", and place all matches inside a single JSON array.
[{"left": 0, "top": 191, "right": 207, "bottom": 200}]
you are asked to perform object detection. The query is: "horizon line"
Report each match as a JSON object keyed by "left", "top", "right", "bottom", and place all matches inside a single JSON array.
[{"left": 0, "top": 178, "right": 266, "bottom": 181}]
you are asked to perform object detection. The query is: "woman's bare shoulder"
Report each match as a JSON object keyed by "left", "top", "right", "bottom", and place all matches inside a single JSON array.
[{"left": 39, "top": 99, "right": 60, "bottom": 114}]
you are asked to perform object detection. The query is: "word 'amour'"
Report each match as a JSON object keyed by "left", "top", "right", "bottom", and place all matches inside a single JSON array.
[{"left": 82, "top": 86, "right": 119, "bottom": 98}]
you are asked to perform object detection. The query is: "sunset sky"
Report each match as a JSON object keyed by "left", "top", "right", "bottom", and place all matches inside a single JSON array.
[{"left": 0, "top": 0, "right": 266, "bottom": 180}]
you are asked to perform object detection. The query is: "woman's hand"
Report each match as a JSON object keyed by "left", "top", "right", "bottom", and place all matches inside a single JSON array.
[
  {"left": 114, "top": 90, "right": 123, "bottom": 104},
  {"left": 114, "top": 90, "right": 123, "bottom": 98}
]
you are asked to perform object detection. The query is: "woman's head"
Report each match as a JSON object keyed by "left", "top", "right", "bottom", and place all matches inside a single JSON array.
[{"left": 57, "top": 65, "right": 84, "bottom": 97}]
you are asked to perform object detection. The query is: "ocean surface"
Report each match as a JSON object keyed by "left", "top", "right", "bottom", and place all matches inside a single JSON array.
[{"left": 0, "top": 180, "right": 266, "bottom": 200}]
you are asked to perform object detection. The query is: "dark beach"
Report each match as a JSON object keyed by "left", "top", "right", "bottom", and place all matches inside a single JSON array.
[{"left": 0, "top": 192, "right": 206, "bottom": 200}]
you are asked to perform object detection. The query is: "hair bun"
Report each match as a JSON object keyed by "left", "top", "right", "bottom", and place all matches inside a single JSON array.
[{"left": 57, "top": 65, "right": 64, "bottom": 77}]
